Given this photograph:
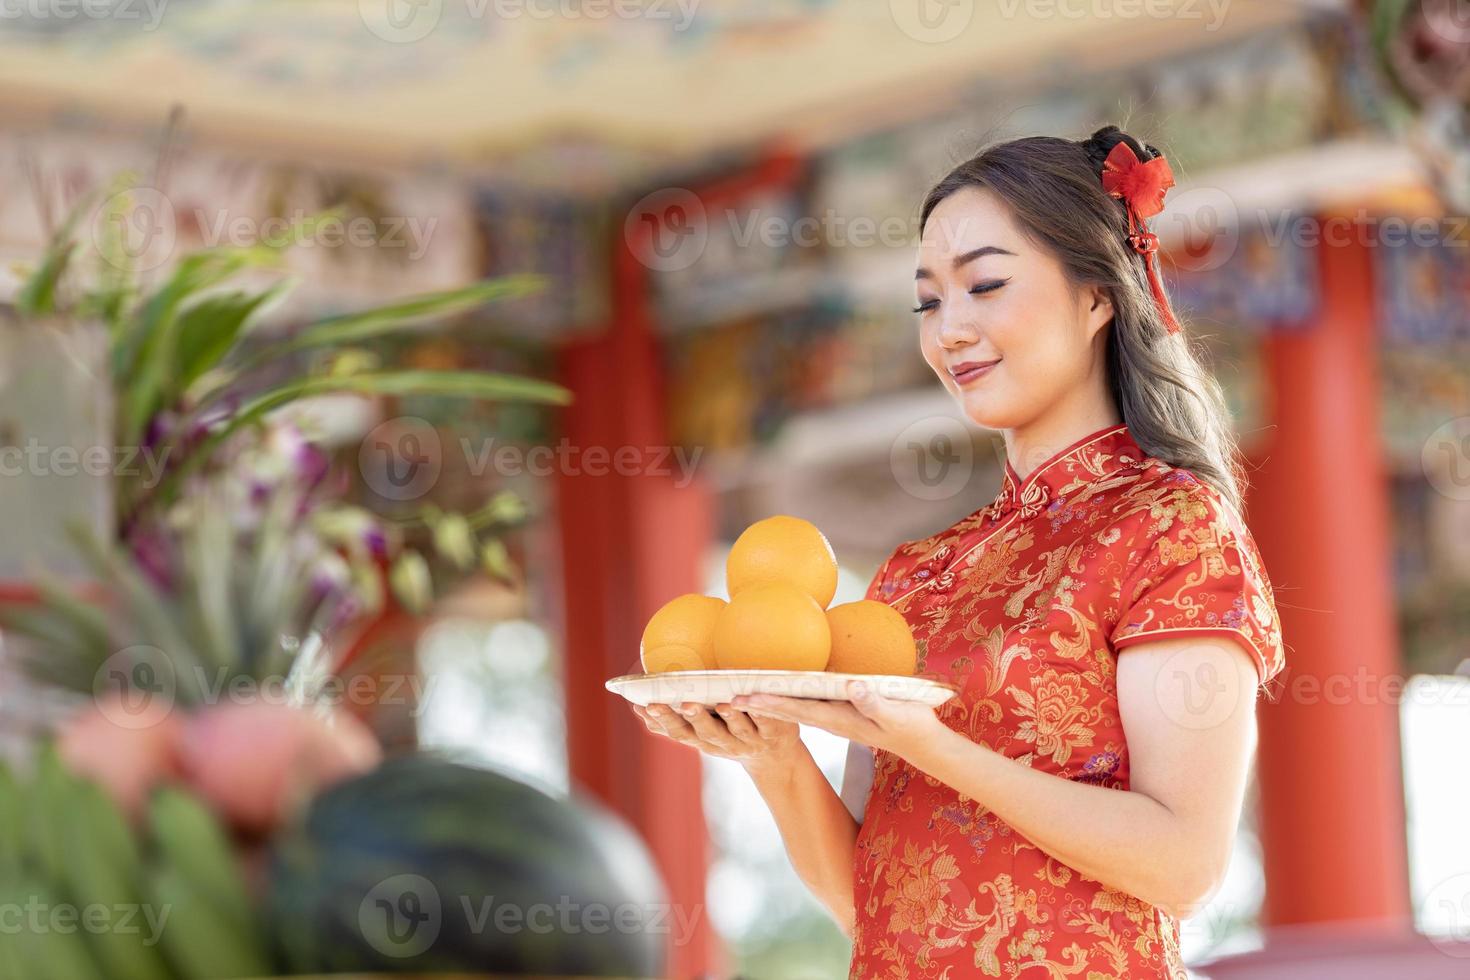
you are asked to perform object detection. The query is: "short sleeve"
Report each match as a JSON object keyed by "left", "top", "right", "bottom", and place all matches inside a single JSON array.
[{"left": 1110, "top": 485, "right": 1285, "bottom": 688}]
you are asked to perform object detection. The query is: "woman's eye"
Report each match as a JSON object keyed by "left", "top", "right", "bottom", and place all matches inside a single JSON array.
[
  {"left": 912, "top": 298, "right": 939, "bottom": 314},
  {"left": 970, "top": 278, "right": 1011, "bottom": 295}
]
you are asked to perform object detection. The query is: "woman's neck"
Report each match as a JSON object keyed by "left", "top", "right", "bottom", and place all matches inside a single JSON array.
[{"left": 1004, "top": 395, "right": 1121, "bottom": 483}]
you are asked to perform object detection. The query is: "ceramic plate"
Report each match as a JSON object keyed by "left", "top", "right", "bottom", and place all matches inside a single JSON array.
[{"left": 605, "top": 670, "right": 957, "bottom": 708}]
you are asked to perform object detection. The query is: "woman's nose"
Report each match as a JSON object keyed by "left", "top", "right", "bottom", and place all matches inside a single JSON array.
[{"left": 935, "top": 303, "right": 981, "bottom": 348}]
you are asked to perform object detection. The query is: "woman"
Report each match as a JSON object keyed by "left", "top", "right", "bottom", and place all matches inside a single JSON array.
[{"left": 633, "top": 125, "right": 1285, "bottom": 979}]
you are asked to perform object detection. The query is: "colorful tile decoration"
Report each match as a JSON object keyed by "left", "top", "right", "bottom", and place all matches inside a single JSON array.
[
  {"left": 472, "top": 189, "right": 611, "bottom": 337},
  {"left": 1378, "top": 233, "right": 1470, "bottom": 346},
  {"left": 1170, "top": 219, "right": 1320, "bottom": 332},
  {"left": 1376, "top": 234, "right": 1470, "bottom": 468}
]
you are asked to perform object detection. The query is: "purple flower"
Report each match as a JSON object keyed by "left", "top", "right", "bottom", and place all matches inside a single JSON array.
[
  {"left": 295, "top": 441, "right": 330, "bottom": 491},
  {"left": 128, "top": 527, "right": 176, "bottom": 592},
  {"left": 143, "top": 412, "right": 176, "bottom": 452},
  {"left": 363, "top": 525, "right": 390, "bottom": 560}
]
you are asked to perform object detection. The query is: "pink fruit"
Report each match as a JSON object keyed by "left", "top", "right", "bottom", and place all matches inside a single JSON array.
[
  {"left": 178, "top": 703, "right": 381, "bottom": 835},
  {"left": 57, "top": 698, "right": 184, "bottom": 821}
]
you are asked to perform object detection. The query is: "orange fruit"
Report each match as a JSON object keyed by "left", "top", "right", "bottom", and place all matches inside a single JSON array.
[
  {"left": 726, "top": 515, "right": 838, "bottom": 607},
  {"left": 825, "top": 600, "right": 917, "bottom": 676},
  {"left": 713, "top": 583, "right": 831, "bottom": 671},
  {"left": 641, "top": 594, "right": 725, "bottom": 673}
]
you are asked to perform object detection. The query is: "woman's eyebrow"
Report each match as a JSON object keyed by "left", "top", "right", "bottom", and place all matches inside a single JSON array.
[{"left": 915, "top": 245, "right": 1017, "bottom": 280}]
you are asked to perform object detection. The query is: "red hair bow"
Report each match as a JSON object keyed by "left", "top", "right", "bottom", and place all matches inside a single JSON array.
[{"left": 1100, "top": 141, "right": 1182, "bottom": 335}]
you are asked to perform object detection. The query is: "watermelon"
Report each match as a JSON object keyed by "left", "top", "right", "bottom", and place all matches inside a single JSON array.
[{"left": 265, "top": 755, "right": 668, "bottom": 976}]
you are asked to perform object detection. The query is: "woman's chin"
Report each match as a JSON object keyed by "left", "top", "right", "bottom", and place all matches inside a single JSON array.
[{"left": 954, "top": 387, "right": 1021, "bottom": 432}]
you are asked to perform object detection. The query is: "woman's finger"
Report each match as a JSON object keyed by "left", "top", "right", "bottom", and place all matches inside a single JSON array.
[
  {"left": 743, "top": 695, "right": 874, "bottom": 741},
  {"left": 678, "top": 703, "right": 741, "bottom": 752},
  {"left": 746, "top": 709, "right": 795, "bottom": 742},
  {"left": 714, "top": 704, "right": 762, "bottom": 743},
  {"left": 631, "top": 705, "right": 661, "bottom": 734},
  {"left": 646, "top": 703, "right": 698, "bottom": 742}
]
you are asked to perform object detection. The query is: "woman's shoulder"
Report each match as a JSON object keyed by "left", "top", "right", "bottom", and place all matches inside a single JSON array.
[
  {"left": 1106, "top": 453, "right": 1254, "bottom": 548},
  {"left": 1106, "top": 456, "right": 1287, "bottom": 688}
]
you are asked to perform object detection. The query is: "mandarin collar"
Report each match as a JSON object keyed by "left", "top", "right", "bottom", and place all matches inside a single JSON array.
[{"left": 988, "top": 423, "right": 1141, "bottom": 519}]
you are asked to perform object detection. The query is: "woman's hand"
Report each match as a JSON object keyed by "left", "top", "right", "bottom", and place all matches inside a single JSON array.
[
  {"left": 732, "top": 680, "right": 948, "bottom": 760},
  {"left": 632, "top": 701, "right": 803, "bottom": 773}
]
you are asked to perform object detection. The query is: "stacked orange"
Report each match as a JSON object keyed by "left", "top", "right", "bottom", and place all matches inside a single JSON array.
[{"left": 639, "top": 516, "right": 916, "bottom": 677}]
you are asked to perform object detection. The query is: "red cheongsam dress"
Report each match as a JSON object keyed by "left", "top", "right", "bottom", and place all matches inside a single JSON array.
[{"left": 848, "top": 423, "right": 1285, "bottom": 980}]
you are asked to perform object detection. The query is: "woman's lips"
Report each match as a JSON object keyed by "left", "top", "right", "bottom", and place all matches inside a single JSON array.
[{"left": 950, "top": 359, "right": 1000, "bottom": 386}]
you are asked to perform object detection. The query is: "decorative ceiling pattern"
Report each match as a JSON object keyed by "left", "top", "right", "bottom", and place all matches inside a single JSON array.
[{"left": 0, "top": 0, "right": 1312, "bottom": 188}]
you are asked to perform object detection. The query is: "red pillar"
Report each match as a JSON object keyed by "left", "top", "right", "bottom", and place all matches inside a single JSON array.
[
  {"left": 556, "top": 234, "right": 719, "bottom": 976},
  {"left": 555, "top": 146, "right": 804, "bottom": 977},
  {"left": 1248, "top": 225, "right": 1412, "bottom": 930}
]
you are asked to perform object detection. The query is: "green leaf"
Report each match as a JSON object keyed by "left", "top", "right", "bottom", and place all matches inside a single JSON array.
[
  {"left": 115, "top": 247, "right": 283, "bottom": 447},
  {"left": 15, "top": 241, "right": 76, "bottom": 317},
  {"left": 31, "top": 574, "right": 116, "bottom": 654},
  {"left": 15, "top": 183, "right": 108, "bottom": 317},
  {"left": 64, "top": 524, "right": 207, "bottom": 695},
  {"left": 173, "top": 282, "right": 291, "bottom": 389},
  {"left": 261, "top": 275, "right": 545, "bottom": 359}
]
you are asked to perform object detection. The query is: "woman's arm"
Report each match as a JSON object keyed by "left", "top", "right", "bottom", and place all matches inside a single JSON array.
[
  {"left": 744, "top": 739, "right": 862, "bottom": 934},
  {"left": 736, "top": 634, "right": 1262, "bottom": 919},
  {"left": 632, "top": 703, "right": 861, "bottom": 933},
  {"left": 839, "top": 741, "right": 874, "bottom": 823}
]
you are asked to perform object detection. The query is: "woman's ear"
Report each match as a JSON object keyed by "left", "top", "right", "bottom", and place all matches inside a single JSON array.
[{"left": 1084, "top": 284, "right": 1115, "bottom": 339}]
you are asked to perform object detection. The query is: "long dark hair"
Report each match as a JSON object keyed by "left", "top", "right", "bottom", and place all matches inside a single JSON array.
[{"left": 918, "top": 125, "right": 1244, "bottom": 511}]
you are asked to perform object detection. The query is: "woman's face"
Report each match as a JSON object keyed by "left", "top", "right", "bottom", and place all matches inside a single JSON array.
[{"left": 914, "top": 186, "right": 1114, "bottom": 432}]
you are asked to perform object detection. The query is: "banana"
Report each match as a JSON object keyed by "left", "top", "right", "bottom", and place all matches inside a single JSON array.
[
  {"left": 147, "top": 788, "right": 256, "bottom": 931},
  {"left": 7, "top": 876, "right": 103, "bottom": 980},
  {"left": 0, "top": 761, "right": 21, "bottom": 872},
  {"left": 62, "top": 780, "right": 171, "bottom": 980},
  {"left": 146, "top": 862, "right": 272, "bottom": 980},
  {"left": 0, "top": 875, "right": 31, "bottom": 980},
  {"left": 25, "top": 745, "right": 72, "bottom": 885}
]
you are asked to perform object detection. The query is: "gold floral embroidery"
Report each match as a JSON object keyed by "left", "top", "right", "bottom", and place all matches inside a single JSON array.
[
  {"left": 851, "top": 426, "right": 1285, "bottom": 980},
  {"left": 1008, "top": 671, "right": 1101, "bottom": 767}
]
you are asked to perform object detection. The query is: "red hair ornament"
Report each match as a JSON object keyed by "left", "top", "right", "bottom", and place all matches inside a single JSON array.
[{"left": 1100, "top": 141, "right": 1183, "bottom": 336}]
